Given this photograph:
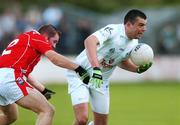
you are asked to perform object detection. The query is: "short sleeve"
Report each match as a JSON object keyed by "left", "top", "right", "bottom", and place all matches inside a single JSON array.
[
  {"left": 92, "top": 24, "right": 118, "bottom": 45},
  {"left": 30, "top": 33, "right": 53, "bottom": 54}
]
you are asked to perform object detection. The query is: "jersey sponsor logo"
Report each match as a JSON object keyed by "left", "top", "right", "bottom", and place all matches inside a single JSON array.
[
  {"left": 100, "top": 48, "right": 116, "bottom": 68},
  {"left": 100, "top": 58, "right": 114, "bottom": 68}
]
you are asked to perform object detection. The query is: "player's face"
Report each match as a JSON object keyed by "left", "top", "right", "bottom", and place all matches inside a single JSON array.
[
  {"left": 126, "top": 17, "right": 147, "bottom": 39},
  {"left": 48, "top": 33, "right": 60, "bottom": 48}
]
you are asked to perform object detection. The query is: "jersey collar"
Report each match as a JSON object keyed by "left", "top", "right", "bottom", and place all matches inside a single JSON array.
[{"left": 120, "top": 24, "right": 129, "bottom": 40}]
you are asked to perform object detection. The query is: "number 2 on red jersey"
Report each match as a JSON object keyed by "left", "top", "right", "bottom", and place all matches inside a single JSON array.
[{"left": 2, "top": 39, "right": 19, "bottom": 56}]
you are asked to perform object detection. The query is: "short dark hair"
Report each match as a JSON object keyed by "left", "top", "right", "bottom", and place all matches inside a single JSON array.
[
  {"left": 38, "top": 24, "right": 61, "bottom": 38},
  {"left": 124, "top": 9, "right": 147, "bottom": 24}
]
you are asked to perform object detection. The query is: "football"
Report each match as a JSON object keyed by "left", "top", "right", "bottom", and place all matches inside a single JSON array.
[{"left": 130, "top": 43, "right": 154, "bottom": 66}]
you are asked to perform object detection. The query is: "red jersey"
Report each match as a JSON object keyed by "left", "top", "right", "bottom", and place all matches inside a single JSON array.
[{"left": 0, "top": 30, "right": 53, "bottom": 76}]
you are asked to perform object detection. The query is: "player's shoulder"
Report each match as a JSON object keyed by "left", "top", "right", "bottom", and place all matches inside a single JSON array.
[
  {"left": 103, "top": 24, "right": 122, "bottom": 36},
  {"left": 26, "top": 30, "right": 45, "bottom": 41},
  {"left": 105, "top": 24, "right": 122, "bottom": 30}
]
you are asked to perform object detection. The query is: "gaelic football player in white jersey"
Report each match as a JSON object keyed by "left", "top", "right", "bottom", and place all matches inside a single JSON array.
[{"left": 66, "top": 9, "right": 152, "bottom": 125}]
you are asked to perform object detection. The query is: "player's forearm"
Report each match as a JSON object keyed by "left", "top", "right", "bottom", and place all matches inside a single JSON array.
[
  {"left": 119, "top": 59, "right": 138, "bottom": 72},
  {"left": 27, "top": 74, "right": 45, "bottom": 92},
  {"left": 84, "top": 35, "right": 100, "bottom": 68},
  {"left": 51, "top": 55, "right": 79, "bottom": 70},
  {"left": 45, "top": 50, "right": 78, "bottom": 70}
]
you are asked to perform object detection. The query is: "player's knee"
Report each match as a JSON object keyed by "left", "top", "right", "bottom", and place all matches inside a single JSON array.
[
  {"left": 9, "top": 116, "right": 18, "bottom": 124},
  {"left": 43, "top": 104, "right": 55, "bottom": 116},
  {"left": 5, "top": 115, "right": 18, "bottom": 124},
  {"left": 76, "top": 115, "right": 88, "bottom": 125},
  {"left": 38, "top": 103, "right": 55, "bottom": 117},
  {"left": 48, "top": 104, "right": 55, "bottom": 116}
]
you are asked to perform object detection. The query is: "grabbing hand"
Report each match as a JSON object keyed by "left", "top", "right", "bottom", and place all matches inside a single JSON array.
[
  {"left": 89, "top": 67, "right": 103, "bottom": 88},
  {"left": 41, "top": 88, "right": 56, "bottom": 100},
  {"left": 137, "top": 62, "right": 152, "bottom": 73},
  {"left": 75, "top": 66, "right": 90, "bottom": 84}
]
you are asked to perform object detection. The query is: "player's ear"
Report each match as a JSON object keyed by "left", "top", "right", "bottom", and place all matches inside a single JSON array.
[
  {"left": 42, "top": 34, "right": 49, "bottom": 42},
  {"left": 125, "top": 21, "right": 130, "bottom": 26}
]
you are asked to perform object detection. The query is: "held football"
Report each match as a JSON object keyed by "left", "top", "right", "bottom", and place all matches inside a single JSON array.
[{"left": 130, "top": 43, "right": 154, "bottom": 66}]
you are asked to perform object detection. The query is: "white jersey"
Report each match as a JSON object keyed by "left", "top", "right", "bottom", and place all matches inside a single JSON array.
[{"left": 75, "top": 24, "right": 138, "bottom": 80}]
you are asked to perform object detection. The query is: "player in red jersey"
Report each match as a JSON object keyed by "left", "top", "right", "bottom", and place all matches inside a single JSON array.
[{"left": 0, "top": 24, "right": 90, "bottom": 125}]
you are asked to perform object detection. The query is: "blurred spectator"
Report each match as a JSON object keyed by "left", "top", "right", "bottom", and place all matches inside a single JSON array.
[
  {"left": 55, "top": 16, "right": 70, "bottom": 54},
  {"left": 158, "top": 22, "right": 177, "bottom": 54},
  {"left": 0, "top": 32, "right": 15, "bottom": 54},
  {"left": 0, "top": 9, "right": 16, "bottom": 33},
  {"left": 176, "top": 23, "right": 180, "bottom": 52},
  {"left": 24, "top": 6, "right": 43, "bottom": 31},
  {"left": 0, "top": 26, "right": 3, "bottom": 41},
  {"left": 0, "top": 8, "right": 16, "bottom": 53},
  {"left": 16, "top": 12, "right": 28, "bottom": 33},
  {"left": 74, "top": 19, "right": 92, "bottom": 54},
  {"left": 42, "top": 5, "right": 63, "bottom": 27},
  {"left": 0, "top": 27, "right": 4, "bottom": 53}
]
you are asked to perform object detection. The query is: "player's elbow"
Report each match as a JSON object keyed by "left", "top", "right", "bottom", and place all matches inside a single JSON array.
[
  {"left": 84, "top": 36, "right": 91, "bottom": 48},
  {"left": 84, "top": 35, "right": 99, "bottom": 48}
]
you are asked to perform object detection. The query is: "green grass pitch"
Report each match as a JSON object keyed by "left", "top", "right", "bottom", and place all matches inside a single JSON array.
[{"left": 12, "top": 81, "right": 180, "bottom": 125}]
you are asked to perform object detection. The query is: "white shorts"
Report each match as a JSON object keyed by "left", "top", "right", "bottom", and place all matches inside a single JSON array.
[
  {"left": 70, "top": 84, "right": 110, "bottom": 114},
  {"left": 0, "top": 68, "right": 33, "bottom": 106},
  {"left": 67, "top": 69, "right": 110, "bottom": 114},
  {"left": 66, "top": 69, "right": 110, "bottom": 94},
  {"left": 67, "top": 70, "right": 109, "bottom": 114}
]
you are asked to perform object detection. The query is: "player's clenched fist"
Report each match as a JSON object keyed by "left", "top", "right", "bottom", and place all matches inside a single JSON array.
[
  {"left": 75, "top": 66, "right": 90, "bottom": 84},
  {"left": 137, "top": 62, "right": 152, "bottom": 73},
  {"left": 41, "top": 88, "right": 56, "bottom": 100},
  {"left": 89, "top": 67, "right": 103, "bottom": 88}
]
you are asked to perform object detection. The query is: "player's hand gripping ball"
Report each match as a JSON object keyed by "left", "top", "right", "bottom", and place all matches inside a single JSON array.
[{"left": 130, "top": 43, "right": 154, "bottom": 73}]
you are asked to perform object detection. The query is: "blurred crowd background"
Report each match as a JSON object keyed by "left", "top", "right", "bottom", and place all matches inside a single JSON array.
[{"left": 1, "top": 0, "right": 180, "bottom": 56}]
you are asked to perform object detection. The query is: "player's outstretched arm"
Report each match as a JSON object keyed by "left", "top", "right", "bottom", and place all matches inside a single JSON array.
[
  {"left": 45, "top": 50, "right": 78, "bottom": 70},
  {"left": 45, "top": 50, "right": 90, "bottom": 84}
]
